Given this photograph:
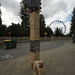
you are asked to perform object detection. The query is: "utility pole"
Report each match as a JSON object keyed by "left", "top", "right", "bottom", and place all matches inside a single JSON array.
[{"left": 28, "top": 0, "right": 41, "bottom": 67}]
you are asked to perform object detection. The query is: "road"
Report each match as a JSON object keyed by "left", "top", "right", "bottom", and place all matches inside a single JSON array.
[
  {"left": 0, "top": 39, "right": 75, "bottom": 75},
  {"left": 0, "top": 40, "right": 67, "bottom": 61}
]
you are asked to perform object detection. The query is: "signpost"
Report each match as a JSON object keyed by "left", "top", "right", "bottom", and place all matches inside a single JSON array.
[
  {"left": 44, "top": 33, "right": 47, "bottom": 40},
  {"left": 9, "top": 32, "right": 11, "bottom": 48}
]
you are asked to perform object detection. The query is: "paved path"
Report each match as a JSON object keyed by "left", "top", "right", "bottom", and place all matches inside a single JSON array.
[
  {"left": 41, "top": 41, "right": 75, "bottom": 75},
  {"left": 0, "top": 40, "right": 75, "bottom": 75},
  {"left": 0, "top": 40, "right": 65, "bottom": 61}
]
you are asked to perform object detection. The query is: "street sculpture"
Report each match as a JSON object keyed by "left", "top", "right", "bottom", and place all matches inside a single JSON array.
[{"left": 28, "top": 0, "right": 45, "bottom": 75}]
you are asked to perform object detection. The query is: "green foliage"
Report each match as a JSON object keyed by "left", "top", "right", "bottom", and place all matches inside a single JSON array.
[
  {"left": 0, "top": 24, "right": 7, "bottom": 37},
  {"left": 70, "top": 7, "right": 75, "bottom": 35},
  {"left": 7, "top": 23, "right": 24, "bottom": 37},
  {"left": 45, "top": 26, "right": 53, "bottom": 37},
  {"left": 40, "top": 14, "right": 53, "bottom": 37},
  {"left": 19, "top": 0, "right": 30, "bottom": 37},
  {"left": 40, "top": 14, "right": 46, "bottom": 37},
  {"left": 0, "top": 18, "right": 2, "bottom": 26},
  {"left": 54, "top": 27, "right": 63, "bottom": 37}
]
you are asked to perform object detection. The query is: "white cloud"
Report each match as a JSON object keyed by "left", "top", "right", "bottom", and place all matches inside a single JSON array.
[
  {"left": 41, "top": 0, "right": 75, "bottom": 34},
  {"left": 2, "top": 7, "right": 21, "bottom": 27},
  {"left": 65, "top": 22, "right": 71, "bottom": 33},
  {"left": 41, "top": 0, "right": 67, "bottom": 18},
  {"left": 0, "top": 0, "right": 75, "bottom": 33},
  {"left": 16, "top": 0, "right": 22, "bottom": 2},
  {"left": 1, "top": 0, "right": 21, "bottom": 26}
]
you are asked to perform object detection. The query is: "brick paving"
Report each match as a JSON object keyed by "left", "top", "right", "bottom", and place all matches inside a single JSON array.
[
  {"left": 41, "top": 41, "right": 75, "bottom": 75},
  {"left": 0, "top": 41, "right": 75, "bottom": 75}
]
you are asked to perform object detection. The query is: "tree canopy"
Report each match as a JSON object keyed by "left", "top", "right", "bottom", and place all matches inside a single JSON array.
[
  {"left": 40, "top": 14, "right": 53, "bottom": 37},
  {"left": 40, "top": 14, "right": 46, "bottom": 37},
  {"left": 70, "top": 7, "right": 75, "bottom": 35},
  {"left": 7, "top": 23, "right": 24, "bottom": 37},
  {"left": 19, "top": 0, "right": 30, "bottom": 37},
  {"left": 54, "top": 27, "right": 63, "bottom": 37},
  {"left": 0, "top": 24, "right": 7, "bottom": 37}
]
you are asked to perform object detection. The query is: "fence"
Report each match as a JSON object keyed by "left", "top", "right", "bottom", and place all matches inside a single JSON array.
[{"left": 0, "top": 37, "right": 72, "bottom": 44}]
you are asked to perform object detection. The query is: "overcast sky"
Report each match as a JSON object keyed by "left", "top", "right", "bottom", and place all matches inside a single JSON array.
[{"left": 0, "top": 0, "right": 75, "bottom": 34}]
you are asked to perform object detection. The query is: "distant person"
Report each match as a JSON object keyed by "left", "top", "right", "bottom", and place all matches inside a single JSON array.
[{"left": 72, "top": 34, "right": 75, "bottom": 43}]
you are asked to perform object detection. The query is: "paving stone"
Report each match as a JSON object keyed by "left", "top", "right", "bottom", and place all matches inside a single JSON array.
[{"left": 0, "top": 41, "right": 75, "bottom": 75}]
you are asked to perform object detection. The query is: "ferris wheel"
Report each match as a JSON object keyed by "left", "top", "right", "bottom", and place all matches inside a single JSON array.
[{"left": 49, "top": 20, "right": 66, "bottom": 34}]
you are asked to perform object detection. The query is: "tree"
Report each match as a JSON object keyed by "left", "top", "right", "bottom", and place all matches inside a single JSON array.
[
  {"left": 0, "top": 17, "right": 2, "bottom": 26},
  {"left": 54, "top": 27, "right": 63, "bottom": 37},
  {"left": 40, "top": 14, "right": 46, "bottom": 37},
  {"left": 40, "top": 14, "right": 53, "bottom": 37},
  {"left": 0, "top": 24, "right": 7, "bottom": 37},
  {"left": 70, "top": 7, "right": 75, "bottom": 35},
  {"left": 7, "top": 23, "right": 24, "bottom": 37},
  {"left": 45, "top": 26, "right": 53, "bottom": 37},
  {"left": 59, "top": 28, "right": 63, "bottom": 36},
  {"left": 19, "top": 0, "right": 30, "bottom": 37}
]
